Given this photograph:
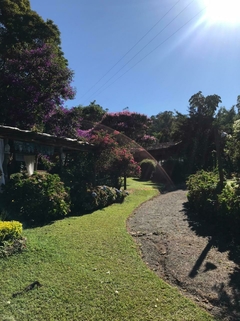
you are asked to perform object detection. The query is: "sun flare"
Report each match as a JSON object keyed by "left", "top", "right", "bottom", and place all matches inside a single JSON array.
[{"left": 204, "top": 0, "right": 240, "bottom": 24}]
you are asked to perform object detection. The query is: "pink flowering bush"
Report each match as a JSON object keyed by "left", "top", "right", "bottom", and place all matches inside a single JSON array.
[
  {"left": 59, "top": 130, "right": 139, "bottom": 214},
  {"left": 100, "top": 111, "right": 151, "bottom": 141},
  {"left": 139, "top": 135, "right": 157, "bottom": 148},
  {"left": 89, "top": 130, "right": 140, "bottom": 185}
]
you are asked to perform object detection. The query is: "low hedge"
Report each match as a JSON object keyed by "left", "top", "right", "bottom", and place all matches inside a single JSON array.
[
  {"left": 74, "top": 185, "right": 128, "bottom": 214},
  {"left": 139, "top": 159, "right": 157, "bottom": 180}
]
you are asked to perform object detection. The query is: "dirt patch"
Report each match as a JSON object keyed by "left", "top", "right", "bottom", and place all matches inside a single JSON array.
[{"left": 127, "top": 190, "right": 240, "bottom": 321}]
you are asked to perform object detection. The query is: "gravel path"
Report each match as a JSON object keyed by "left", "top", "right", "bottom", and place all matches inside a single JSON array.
[{"left": 127, "top": 190, "right": 240, "bottom": 321}]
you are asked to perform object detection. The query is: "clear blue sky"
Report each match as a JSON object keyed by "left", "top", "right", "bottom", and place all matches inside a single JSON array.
[{"left": 30, "top": 0, "right": 240, "bottom": 116}]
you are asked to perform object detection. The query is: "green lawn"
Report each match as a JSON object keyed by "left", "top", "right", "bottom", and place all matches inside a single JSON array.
[{"left": 0, "top": 178, "right": 215, "bottom": 321}]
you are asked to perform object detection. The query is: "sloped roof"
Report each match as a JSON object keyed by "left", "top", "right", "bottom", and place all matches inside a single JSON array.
[{"left": 0, "top": 125, "right": 94, "bottom": 152}]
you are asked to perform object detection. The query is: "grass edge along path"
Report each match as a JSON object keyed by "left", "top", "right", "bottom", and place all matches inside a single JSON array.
[{"left": 0, "top": 179, "right": 215, "bottom": 321}]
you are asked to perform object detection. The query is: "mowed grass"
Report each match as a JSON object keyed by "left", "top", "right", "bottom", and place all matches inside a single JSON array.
[{"left": 0, "top": 179, "right": 215, "bottom": 321}]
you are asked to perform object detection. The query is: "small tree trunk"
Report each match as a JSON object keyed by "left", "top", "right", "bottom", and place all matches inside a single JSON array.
[
  {"left": 214, "top": 127, "right": 224, "bottom": 189},
  {"left": 124, "top": 173, "right": 127, "bottom": 190}
]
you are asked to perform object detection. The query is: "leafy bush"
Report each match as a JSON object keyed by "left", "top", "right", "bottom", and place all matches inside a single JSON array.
[
  {"left": 74, "top": 185, "right": 128, "bottom": 213},
  {"left": 186, "top": 170, "right": 222, "bottom": 216},
  {"left": 186, "top": 171, "right": 240, "bottom": 238},
  {"left": 218, "top": 180, "right": 240, "bottom": 235},
  {"left": 139, "top": 159, "right": 157, "bottom": 180},
  {"left": 0, "top": 221, "right": 22, "bottom": 244},
  {"left": 0, "top": 172, "right": 70, "bottom": 224}
]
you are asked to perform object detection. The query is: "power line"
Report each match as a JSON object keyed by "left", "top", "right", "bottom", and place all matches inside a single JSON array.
[
  {"left": 84, "top": 0, "right": 196, "bottom": 103},
  {"left": 79, "top": 0, "right": 182, "bottom": 100},
  {"left": 88, "top": 6, "right": 206, "bottom": 100}
]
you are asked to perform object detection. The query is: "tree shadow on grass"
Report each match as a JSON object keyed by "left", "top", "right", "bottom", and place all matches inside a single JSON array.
[
  {"left": 131, "top": 178, "right": 185, "bottom": 193},
  {"left": 182, "top": 201, "right": 240, "bottom": 319}
]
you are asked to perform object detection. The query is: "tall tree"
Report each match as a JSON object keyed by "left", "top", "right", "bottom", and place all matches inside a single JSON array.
[
  {"left": 174, "top": 92, "right": 222, "bottom": 173},
  {"left": 74, "top": 101, "right": 107, "bottom": 129},
  {"left": 236, "top": 95, "right": 240, "bottom": 115},
  {"left": 44, "top": 107, "right": 82, "bottom": 138},
  {"left": 216, "top": 106, "right": 236, "bottom": 134},
  {"left": 0, "top": 0, "right": 66, "bottom": 65},
  {"left": 100, "top": 111, "right": 151, "bottom": 142},
  {"left": 0, "top": 44, "right": 74, "bottom": 129},
  {"left": 189, "top": 91, "right": 221, "bottom": 118},
  {"left": 0, "top": 0, "right": 74, "bottom": 129},
  {"left": 148, "top": 111, "right": 175, "bottom": 142}
]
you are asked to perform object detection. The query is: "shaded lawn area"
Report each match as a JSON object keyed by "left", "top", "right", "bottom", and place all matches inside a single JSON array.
[{"left": 0, "top": 179, "right": 215, "bottom": 321}]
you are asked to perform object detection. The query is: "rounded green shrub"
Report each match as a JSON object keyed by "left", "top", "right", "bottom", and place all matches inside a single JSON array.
[
  {"left": 1, "top": 172, "right": 71, "bottom": 224},
  {"left": 139, "top": 159, "right": 157, "bottom": 180},
  {"left": 0, "top": 220, "right": 22, "bottom": 244},
  {"left": 186, "top": 170, "right": 222, "bottom": 216},
  {"left": 218, "top": 180, "right": 240, "bottom": 235}
]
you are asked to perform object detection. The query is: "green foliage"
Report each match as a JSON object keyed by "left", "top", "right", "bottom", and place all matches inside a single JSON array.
[
  {"left": 0, "top": 0, "right": 74, "bottom": 129},
  {"left": 139, "top": 159, "right": 157, "bottom": 180},
  {"left": 59, "top": 151, "right": 95, "bottom": 214},
  {"left": 59, "top": 148, "right": 129, "bottom": 214},
  {"left": 0, "top": 178, "right": 213, "bottom": 321},
  {"left": 216, "top": 106, "right": 236, "bottom": 134},
  {"left": 161, "top": 158, "right": 187, "bottom": 184},
  {"left": 187, "top": 171, "right": 240, "bottom": 238},
  {"left": 75, "top": 101, "right": 107, "bottom": 128},
  {"left": 188, "top": 91, "right": 221, "bottom": 118},
  {"left": 0, "top": 220, "right": 22, "bottom": 244},
  {"left": 225, "top": 120, "right": 240, "bottom": 172},
  {"left": 0, "top": 172, "right": 70, "bottom": 224},
  {"left": 172, "top": 92, "right": 222, "bottom": 174},
  {"left": 186, "top": 170, "right": 222, "bottom": 216},
  {"left": 218, "top": 180, "right": 240, "bottom": 234},
  {"left": 79, "top": 185, "right": 128, "bottom": 213},
  {"left": 148, "top": 111, "right": 175, "bottom": 142},
  {"left": 0, "top": 0, "right": 66, "bottom": 64},
  {"left": 100, "top": 111, "right": 151, "bottom": 141}
]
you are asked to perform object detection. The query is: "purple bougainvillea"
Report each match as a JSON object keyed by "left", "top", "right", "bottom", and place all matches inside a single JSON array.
[{"left": 0, "top": 43, "right": 75, "bottom": 129}]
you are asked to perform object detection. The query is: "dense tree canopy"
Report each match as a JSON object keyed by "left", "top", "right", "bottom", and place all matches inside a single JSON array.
[
  {"left": 216, "top": 106, "right": 237, "bottom": 134},
  {"left": 148, "top": 111, "right": 175, "bottom": 142},
  {"left": 172, "top": 92, "right": 222, "bottom": 174},
  {"left": 100, "top": 111, "right": 151, "bottom": 142},
  {"left": 74, "top": 101, "right": 107, "bottom": 129},
  {"left": 1, "top": 1, "right": 239, "bottom": 182},
  {"left": 0, "top": 0, "right": 74, "bottom": 129},
  {"left": 0, "top": 0, "right": 66, "bottom": 65},
  {"left": 0, "top": 44, "right": 74, "bottom": 129},
  {"left": 188, "top": 91, "right": 222, "bottom": 118},
  {"left": 44, "top": 107, "right": 82, "bottom": 138}
]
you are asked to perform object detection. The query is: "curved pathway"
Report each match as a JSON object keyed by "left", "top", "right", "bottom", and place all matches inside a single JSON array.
[{"left": 127, "top": 190, "right": 239, "bottom": 321}]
